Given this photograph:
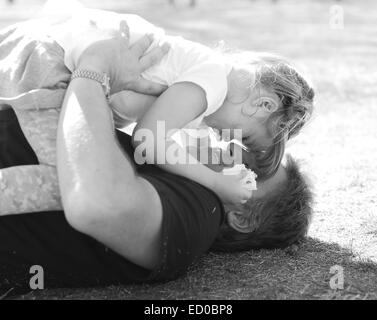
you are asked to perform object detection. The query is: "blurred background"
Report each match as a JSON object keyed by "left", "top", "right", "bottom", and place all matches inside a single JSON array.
[{"left": 1, "top": 0, "right": 377, "bottom": 299}]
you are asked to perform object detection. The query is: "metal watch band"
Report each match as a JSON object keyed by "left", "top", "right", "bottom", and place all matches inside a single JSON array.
[{"left": 71, "top": 69, "right": 111, "bottom": 99}]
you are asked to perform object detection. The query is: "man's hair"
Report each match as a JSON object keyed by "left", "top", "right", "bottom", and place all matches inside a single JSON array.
[{"left": 211, "top": 155, "right": 313, "bottom": 252}]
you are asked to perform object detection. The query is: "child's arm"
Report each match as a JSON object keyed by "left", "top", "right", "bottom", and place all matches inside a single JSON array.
[
  {"left": 132, "top": 82, "right": 252, "bottom": 205},
  {"left": 110, "top": 90, "right": 158, "bottom": 124},
  {"left": 0, "top": 165, "right": 62, "bottom": 215}
]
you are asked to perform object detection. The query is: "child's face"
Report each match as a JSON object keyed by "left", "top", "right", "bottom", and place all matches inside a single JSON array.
[{"left": 209, "top": 66, "right": 280, "bottom": 148}]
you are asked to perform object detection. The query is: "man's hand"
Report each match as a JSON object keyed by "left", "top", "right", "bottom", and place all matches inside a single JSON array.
[{"left": 77, "top": 21, "right": 169, "bottom": 95}]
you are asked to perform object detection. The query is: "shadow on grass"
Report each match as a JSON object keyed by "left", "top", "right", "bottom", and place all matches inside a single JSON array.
[{"left": 9, "top": 237, "right": 377, "bottom": 300}]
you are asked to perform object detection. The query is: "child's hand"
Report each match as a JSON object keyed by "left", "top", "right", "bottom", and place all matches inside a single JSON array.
[{"left": 214, "top": 171, "right": 253, "bottom": 206}]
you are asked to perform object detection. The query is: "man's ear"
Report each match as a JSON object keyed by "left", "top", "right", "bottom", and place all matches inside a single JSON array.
[{"left": 227, "top": 211, "right": 257, "bottom": 234}]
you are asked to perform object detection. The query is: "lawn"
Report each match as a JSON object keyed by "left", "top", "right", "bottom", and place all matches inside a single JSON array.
[{"left": 1, "top": 0, "right": 377, "bottom": 300}]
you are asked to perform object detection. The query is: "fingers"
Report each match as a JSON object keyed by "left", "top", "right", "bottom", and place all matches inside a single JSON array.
[
  {"left": 239, "top": 170, "right": 249, "bottom": 179},
  {"left": 119, "top": 21, "right": 130, "bottom": 38},
  {"left": 130, "top": 33, "right": 155, "bottom": 57},
  {"left": 240, "top": 189, "right": 253, "bottom": 204},
  {"left": 127, "top": 77, "right": 168, "bottom": 96},
  {"left": 118, "top": 20, "right": 130, "bottom": 45},
  {"left": 139, "top": 43, "right": 170, "bottom": 71},
  {"left": 237, "top": 170, "right": 255, "bottom": 204}
]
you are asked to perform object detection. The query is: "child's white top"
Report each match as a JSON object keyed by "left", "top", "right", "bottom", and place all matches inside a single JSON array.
[{"left": 46, "top": 8, "right": 232, "bottom": 129}]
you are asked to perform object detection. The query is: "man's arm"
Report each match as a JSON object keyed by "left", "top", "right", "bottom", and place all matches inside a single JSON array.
[
  {"left": 57, "top": 79, "right": 162, "bottom": 269},
  {"left": 57, "top": 31, "right": 168, "bottom": 269}
]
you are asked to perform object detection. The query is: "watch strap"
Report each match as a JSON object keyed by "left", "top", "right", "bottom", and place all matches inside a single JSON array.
[{"left": 71, "top": 69, "right": 111, "bottom": 99}]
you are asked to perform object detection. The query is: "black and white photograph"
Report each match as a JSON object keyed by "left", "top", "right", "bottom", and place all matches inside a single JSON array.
[{"left": 0, "top": 0, "right": 376, "bottom": 302}]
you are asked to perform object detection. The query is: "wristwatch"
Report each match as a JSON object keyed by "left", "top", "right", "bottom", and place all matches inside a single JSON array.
[{"left": 71, "top": 69, "right": 111, "bottom": 99}]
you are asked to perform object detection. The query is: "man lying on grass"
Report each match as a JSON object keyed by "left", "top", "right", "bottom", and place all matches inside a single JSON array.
[{"left": 0, "top": 25, "right": 313, "bottom": 294}]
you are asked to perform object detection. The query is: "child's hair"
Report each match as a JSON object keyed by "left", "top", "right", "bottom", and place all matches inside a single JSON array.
[
  {"left": 211, "top": 155, "right": 313, "bottom": 252},
  {"left": 229, "top": 51, "right": 315, "bottom": 179}
]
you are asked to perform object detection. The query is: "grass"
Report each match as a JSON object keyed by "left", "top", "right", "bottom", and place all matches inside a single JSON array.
[{"left": 1, "top": 0, "right": 377, "bottom": 300}]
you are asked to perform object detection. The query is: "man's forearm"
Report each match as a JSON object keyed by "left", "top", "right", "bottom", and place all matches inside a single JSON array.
[{"left": 57, "top": 78, "right": 137, "bottom": 214}]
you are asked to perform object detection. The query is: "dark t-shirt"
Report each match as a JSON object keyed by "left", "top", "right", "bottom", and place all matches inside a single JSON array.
[{"left": 0, "top": 109, "right": 224, "bottom": 294}]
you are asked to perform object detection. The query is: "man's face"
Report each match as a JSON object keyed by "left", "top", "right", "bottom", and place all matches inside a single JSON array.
[
  {"left": 193, "top": 135, "right": 288, "bottom": 223},
  {"left": 224, "top": 162, "right": 288, "bottom": 222}
]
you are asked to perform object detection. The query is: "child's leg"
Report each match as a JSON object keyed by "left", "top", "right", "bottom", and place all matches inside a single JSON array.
[
  {"left": 0, "top": 34, "right": 69, "bottom": 215},
  {"left": 0, "top": 108, "right": 61, "bottom": 215},
  {"left": 3, "top": 106, "right": 63, "bottom": 215},
  {"left": 14, "top": 98, "right": 63, "bottom": 167},
  {"left": 0, "top": 165, "right": 61, "bottom": 215}
]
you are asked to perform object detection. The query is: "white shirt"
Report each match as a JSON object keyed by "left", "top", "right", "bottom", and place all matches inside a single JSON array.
[{"left": 46, "top": 8, "right": 232, "bottom": 130}]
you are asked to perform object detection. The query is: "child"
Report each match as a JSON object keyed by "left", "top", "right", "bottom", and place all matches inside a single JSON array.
[{"left": 0, "top": 8, "right": 314, "bottom": 215}]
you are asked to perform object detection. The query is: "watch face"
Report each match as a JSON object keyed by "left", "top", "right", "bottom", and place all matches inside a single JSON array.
[{"left": 102, "top": 75, "right": 111, "bottom": 97}]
